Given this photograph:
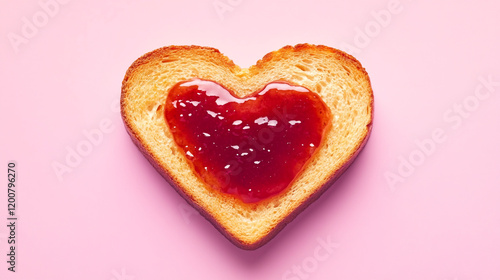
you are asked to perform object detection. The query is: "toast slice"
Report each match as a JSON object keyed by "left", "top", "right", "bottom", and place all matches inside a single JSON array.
[{"left": 121, "top": 44, "right": 373, "bottom": 249}]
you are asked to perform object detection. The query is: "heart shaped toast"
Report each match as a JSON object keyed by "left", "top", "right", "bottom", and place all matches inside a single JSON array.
[{"left": 121, "top": 44, "right": 373, "bottom": 249}]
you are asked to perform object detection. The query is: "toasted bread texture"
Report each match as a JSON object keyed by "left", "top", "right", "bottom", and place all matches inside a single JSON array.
[{"left": 121, "top": 44, "right": 373, "bottom": 249}]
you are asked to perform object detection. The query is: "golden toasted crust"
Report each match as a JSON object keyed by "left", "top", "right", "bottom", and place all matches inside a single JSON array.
[{"left": 121, "top": 44, "right": 373, "bottom": 249}]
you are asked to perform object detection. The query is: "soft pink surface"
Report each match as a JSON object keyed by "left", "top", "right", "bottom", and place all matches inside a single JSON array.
[{"left": 1, "top": 0, "right": 499, "bottom": 279}]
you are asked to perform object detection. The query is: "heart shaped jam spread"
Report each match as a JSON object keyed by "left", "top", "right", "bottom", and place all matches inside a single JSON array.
[{"left": 164, "top": 79, "right": 331, "bottom": 203}]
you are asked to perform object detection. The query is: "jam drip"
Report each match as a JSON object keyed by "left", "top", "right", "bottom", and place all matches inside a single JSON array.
[{"left": 165, "top": 79, "right": 331, "bottom": 203}]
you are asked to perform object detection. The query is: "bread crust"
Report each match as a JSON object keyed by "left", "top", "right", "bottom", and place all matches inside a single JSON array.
[{"left": 121, "top": 44, "right": 373, "bottom": 249}]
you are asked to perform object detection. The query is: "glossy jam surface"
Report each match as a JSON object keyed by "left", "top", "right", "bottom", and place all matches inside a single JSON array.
[{"left": 165, "top": 79, "right": 331, "bottom": 203}]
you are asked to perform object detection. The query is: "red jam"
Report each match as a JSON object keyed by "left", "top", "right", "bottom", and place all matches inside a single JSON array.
[{"left": 164, "top": 79, "right": 331, "bottom": 203}]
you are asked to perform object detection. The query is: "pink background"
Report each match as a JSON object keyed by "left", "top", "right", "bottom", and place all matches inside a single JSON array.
[{"left": 1, "top": 0, "right": 500, "bottom": 279}]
